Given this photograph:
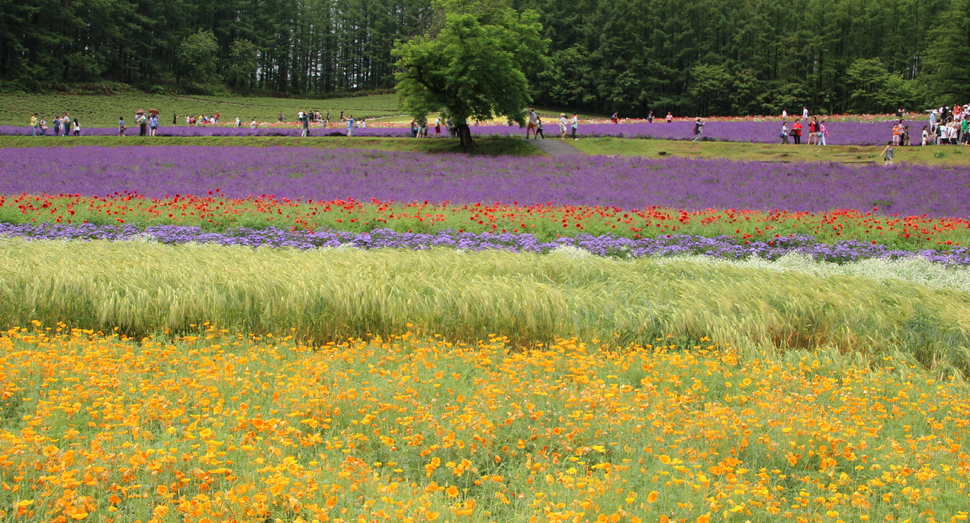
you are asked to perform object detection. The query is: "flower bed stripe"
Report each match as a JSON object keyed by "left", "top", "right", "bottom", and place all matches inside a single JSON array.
[{"left": 4, "top": 223, "right": 969, "bottom": 265}]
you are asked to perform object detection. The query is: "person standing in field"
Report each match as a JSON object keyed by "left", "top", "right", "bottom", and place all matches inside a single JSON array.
[
  {"left": 250, "top": 117, "right": 257, "bottom": 129},
  {"left": 434, "top": 117, "right": 442, "bottom": 137},
  {"left": 791, "top": 120, "right": 802, "bottom": 144},
  {"left": 53, "top": 115, "right": 61, "bottom": 137},
  {"left": 536, "top": 117, "right": 545, "bottom": 139},
  {"left": 30, "top": 113, "right": 38, "bottom": 136},
  {"left": 781, "top": 109, "right": 788, "bottom": 121},
  {"left": 692, "top": 117, "right": 704, "bottom": 141},
  {"left": 882, "top": 142, "right": 894, "bottom": 166},
  {"left": 526, "top": 108, "right": 538, "bottom": 139},
  {"left": 921, "top": 126, "right": 930, "bottom": 146},
  {"left": 558, "top": 113, "right": 568, "bottom": 140},
  {"left": 802, "top": 106, "right": 809, "bottom": 121},
  {"left": 780, "top": 122, "right": 790, "bottom": 144},
  {"left": 301, "top": 112, "right": 310, "bottom": 137},
  {"left": 611, "top": 111, "right": 618, "bottom": 124},
  {"left": 347, "top": 115, "right": 354, "bottom": 136},
  {"left": 149, "top": 114, "right": 158, "bottom": 136},
  {"left": 647, "top": 111, "right": 654, "bottom": 123},
  {"left": 118, "top": 116, "right": 126, "bottom": 136},
  {"left": 817, "top": 120, "right": 828, "bottom": 146},
  {"left": 665, "top": 112, "right": 673, "bottom": 123},
  {"left": 72, "top": 118, "right": 81, "bottom": 136},
  {"left": 806, "top": 119, "right": 816, "bottom": 145},
  {"left": 571, "top": 112, "right": 579, "bottom": 140}
]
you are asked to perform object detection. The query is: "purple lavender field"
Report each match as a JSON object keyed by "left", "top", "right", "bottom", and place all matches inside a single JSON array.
[
  {"left": 0, "top": 119, "right": 934, "bottom": 145},
  {"left": 1, "top": 145, "right": 969, "bottom": 216}
]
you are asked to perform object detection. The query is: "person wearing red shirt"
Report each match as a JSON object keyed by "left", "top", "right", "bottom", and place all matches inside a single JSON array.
[{"left": 791, "top": 120, "right": 803, "bottom": 144}]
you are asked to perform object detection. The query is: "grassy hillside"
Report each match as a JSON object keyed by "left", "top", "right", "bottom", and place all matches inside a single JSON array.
[
  {"left": 0, "top": 92, "right": 402, "bottom": 127},
  {"left": 0, "top": 92, "right": 607, "bottom": 128}
]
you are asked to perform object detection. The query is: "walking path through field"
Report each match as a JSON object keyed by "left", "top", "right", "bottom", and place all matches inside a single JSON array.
[{"left": 528, "top": 137, "right": 585, "bottom": 156}]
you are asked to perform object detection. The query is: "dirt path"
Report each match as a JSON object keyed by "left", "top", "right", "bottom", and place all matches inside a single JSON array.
[{"left": 528, "top": 137, "right": 585, "bottom": 156}]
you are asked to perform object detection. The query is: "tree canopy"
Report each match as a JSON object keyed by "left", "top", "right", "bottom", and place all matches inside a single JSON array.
[
  {"left": 393, "top": 0, "right": 549, "bottom": 146},
  {"left": 3, "top": 0, "right": 970, "bottom": 115}
]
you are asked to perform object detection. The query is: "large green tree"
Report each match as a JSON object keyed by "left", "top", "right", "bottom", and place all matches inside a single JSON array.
[
  {"left": 392, "top": 0, "right": 549, "bottom": 146},
  {"left": 176, "top": 30, "right": 220, "bottom": 88}
]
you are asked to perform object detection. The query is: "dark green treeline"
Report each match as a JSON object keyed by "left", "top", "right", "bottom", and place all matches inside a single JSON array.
[
  {"left": 0, "top": 0, "right": 432, "bottom": 95},
  {"left": 3, "top": 0, "right": 970, "bottom": 115}
]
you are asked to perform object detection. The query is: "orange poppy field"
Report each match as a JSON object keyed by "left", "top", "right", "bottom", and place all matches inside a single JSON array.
[{"left": 1, "top": 325, "right": 968, "bottom": 523}]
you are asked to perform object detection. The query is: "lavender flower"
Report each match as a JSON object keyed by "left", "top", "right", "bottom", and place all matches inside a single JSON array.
[
  {"left": 1, "top": 146, "right": 968, "bottom": 217},
  {"left": 2, "top": 223, "right": 968, "bottom": 266}
]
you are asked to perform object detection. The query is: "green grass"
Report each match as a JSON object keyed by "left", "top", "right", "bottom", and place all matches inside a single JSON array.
[
  {"left": 572, "top": 136, "right": 970, "bottom": 166},
  {"left": 2, "top": 240, "right": 969, "bottom": 372},
  {"left": 0, "top": 92, "right": 402, "bottom": 127},
  {"left": 0, "top": 91, "right": 607, "bottom": 128}
]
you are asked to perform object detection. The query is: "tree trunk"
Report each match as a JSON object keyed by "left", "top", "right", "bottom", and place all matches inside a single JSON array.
[{"left": 457, "top": 123, "right": 476, "bottom": 148}]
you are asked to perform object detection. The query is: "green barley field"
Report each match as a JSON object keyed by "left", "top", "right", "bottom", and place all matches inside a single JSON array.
[{"left": 2, "top": 239, "right": 968, "bottom": 374}]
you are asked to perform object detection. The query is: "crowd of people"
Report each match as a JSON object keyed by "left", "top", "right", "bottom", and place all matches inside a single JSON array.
[
  {"left": 921, "top": 106, "right": 970, "bottom": 146},
  {"left": 27, "top": 108, "right": 377, "bottom": 137},
  {"left": 777, "top": 107, "right": 829, "bottom": 146},
  {"left": 28, "top": 112, "right": 80, "bottom": 136},
  {"left": 27, "top": 104, "right": 970, "bottom": 147},
  {"left": 404, "top": 110, "right": 580, "bottom": 141}
]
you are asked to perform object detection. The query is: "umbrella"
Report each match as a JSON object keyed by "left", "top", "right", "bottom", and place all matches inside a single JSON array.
[
  {"left": 149, "top": 109, "right": 159, "bottom": 115},
  {"left": 135, "top": 109, "right": 145, "bottom": 115}
]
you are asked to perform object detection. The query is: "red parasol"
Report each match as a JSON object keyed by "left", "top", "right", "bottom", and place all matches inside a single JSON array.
[
  {"left": 135, "top": 109, "right": 145, "bottom": 115},
  {"left": 149, "top": 109, "right": 159, "bottom": 115}
]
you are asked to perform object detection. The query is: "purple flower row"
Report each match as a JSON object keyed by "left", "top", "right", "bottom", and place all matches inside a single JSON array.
[
  {"left": 0, "top": 119, "right": 939, "bottom": 145},
  {"left": 2, "top": 222, "right": 967, "bottom": 265},
  {"left": 2, "top": 146, "right": 968, "bottom": 218}
]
